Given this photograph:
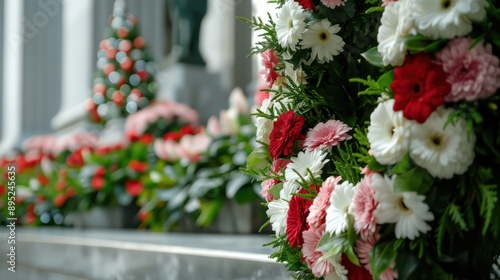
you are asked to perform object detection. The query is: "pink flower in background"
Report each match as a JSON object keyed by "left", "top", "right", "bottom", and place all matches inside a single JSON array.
[
  {"left": 302, "top": 224, "right": 334, "bottom": 277},
  {"left": 307, "top": 176, "right": 341, "bottom": 229},
  {"left": 436, "top": 37, "right": 500, "bottom": 102},
  {"left": 351, "top": 173, "right": 378, "bottom": 238},
  {"left": 320, "top": 0, "right": 346, "bottom": 9},
  {"left": 229, "top": 88, "right": 250, "bottom": 114},
  {"left": 51, "top": 132, "right": 99, "bottom": 156},
  {"left": 154, "top": 139, "right": 180, "bottom": 162},
  {"left": 177, "top": 132, "right": 212, "bottom": 163},
  {"left": 304, "top": 120, "right": 352, "bottom": 151},
  {"left": 23, "top": 135, "right": 57, "bottom": 155},
  {"left": 206, "top": 116, "right": 222, "bottom": 136},
  {"left": 355, "top": 230, "right": 397, "bottom": 280}
]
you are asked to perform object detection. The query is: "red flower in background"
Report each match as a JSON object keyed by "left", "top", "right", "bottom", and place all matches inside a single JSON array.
[
  {"left": 269, "top": 110, "right": 305, "bottom": 159},
  {"left": 125, "top": 179, "right": 144, "bottom": 196},
  {"left": 296, "top": 0, "right": 317, "bottom": 10},
  {"left": 38, "top": 175, "right": 49, "bottom": 186},
  {"left": 66, "top": 147, "right": 89, "bottom": 167},
  {"left": 54, "top": 193, "right": 67, "bottom": 208},
  {"left": 0, "top": 184, "right": 5, "bottom": 196},
  {"left": 139, "top": 134, "right": 154, "bottom": 144},
  {"left": 66, "top": 187, "right": 77, "bottom": 198},
  {"left": 91, "top": 176, "right": 105, "bottom": 190},
  {"left": 391, "top": 53, "right": 451, "bottom": 124},
  {"left": 128, "top": 160, "right": 148, "bottom": 173}
]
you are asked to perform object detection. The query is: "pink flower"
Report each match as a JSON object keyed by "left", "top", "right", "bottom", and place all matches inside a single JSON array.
[
  {"left": 307, "top": 176, "right": 342, "bottom": 229},
  {"left": 229, "top": 87, "right": 249, "bottom": 114},
  {"left": 320, "top": 0, "right": 346, "bottom": 9},
  {"left": 261, "top": 179, "right": 277, "bottom": 202},
  {"left": 154, "top": 139, "right": 180, "bottom": 162},
  {"left": 260, "top": 50, "right": 280, "bottom": 88},
  {"left": 351, "top": 173, "right": 378, "bottom": 238},
  {"left": 176, "top": 132, "right": 212, "bottom": 163},
  {"left": 381, "top": 0, "right": 397, "bottom": 6},
  {"left": 304, "top": 120, "right": 352, "bottom": 151},
  {"left": 435, "top": 37, "right": 500, "bottom": 102},
  {"left": 207, "top": 116, "right": 222, "bottom": 136},
  {"left": 272, "top": 158, "right": 291, "bottom": 173},
  {"left": 355, "top": 231, "right": 397, "bottom": 280},
  {"left": 302, "top": 224, "right": 334, "bottom": 277}
]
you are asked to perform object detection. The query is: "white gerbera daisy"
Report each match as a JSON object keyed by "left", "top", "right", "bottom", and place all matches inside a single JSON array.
[
  {"left": 285, "top": 150, "right": 329, "bottom": 183},
  {"left": 413, "top": 0, "right": 487, "bottom": 39},
  {"left": 275, "top": 0, "right": 307, "bottom": 51},
  {"left": 266, "top": 185, "right": 294, "bottom": 236},
  {"left": 368, "top": 99, "right": 412, "bottom": 165},
  {"left": 325, "top": 254, "right": 348, "bottom": 280},
  {"left": 409, "top": 106, "right": 476, "bottom": 179},
  {"left": 377, "top": 1, "right": 416, "bottom": 66},
  {"left": 300, "top": 19, "right": 345, "bottom": 64},
  {"left": 325, "top": 181, "right": 355, "bottom": 235},
  {"left": 372, "top": 174, "right": 434, "bottom": 240}
]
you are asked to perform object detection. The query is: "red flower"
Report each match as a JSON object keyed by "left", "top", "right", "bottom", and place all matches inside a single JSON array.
[
  {"left": 91, "top": 176, "right": 105, "bottom": 190},
  {"left": 269, "top": 110, "right": 305, "bottom": 159},
  {"left": 391, "top": 53, "right": 451, "bottom": 124},
  {"left": 126, "top": 129, "right": 141, "bottom": 142},
  {"left": 128, "top": 160, "right": 148, "bottom": 173},
  {"left": 296, "top": 0, "right": 317, "bottom": 10},
  {"left": 66, "top": 187, "right": 77, "bottom": 198},
  {"left": 286, "top": 188, "right": 314, "bottom": 248},
  {"left": 139, "top": 134, "right": 154, "bottom": 144},
  {"left": 341, "top": 255, "right": 373, "bottom": 279},
  {"left": 54, "top": 193, "right": 67, "bottom": 208},
  {"left": 56, "top": 180, "right": 66, "bottom": 191},
  {"left": 125, "top": 179, "right": 144, "bottom": 196},
  {"left": 38, "top": 175, "right": 49, "bottom": 186},
  {"left": 0, "top": 184, "right": 5, "bottom": 196},
  {"left": 94, "top": 166, "right": 107, "bottom": 177},
  {"left": 66, "top": 148, "right": 85, "bottom": 167}
]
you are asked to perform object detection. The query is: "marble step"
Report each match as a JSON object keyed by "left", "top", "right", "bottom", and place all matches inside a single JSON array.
[{"left": 0, "top": 228, "right": 292, "bottom": 280}]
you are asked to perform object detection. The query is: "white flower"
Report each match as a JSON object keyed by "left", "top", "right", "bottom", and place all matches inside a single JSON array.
[
  {"left": 409, "top": 106, "right": 476, "bottom": 179},
  {"left": 255, "top": 98, "right": 274, "bottom": 146},
  {"left": 284, "top": 61, "right": 308, "bottom": 86},
  {"left": 325, "top": 181, "right": 355, "bottom": 235},
  {"left": 267, "top": 194, "right": 289, "bottom": 236},
  {"left": 301, "top": 19, "right": 345, "bottom": 64},
  {"left": 373, "top": 174, "right": 434, "bottom": 240},
  {"left": 285, "top": 150, "right": 329, "bottom": 183},
  {"left": 377, "top": 1, "right": 416, "bottom": 66},
  {"left": 325, "top": 254, "right": 348, "bottom": 280},
  {"left": 368, "top": 99, "right": 412, "bottom": 165},
  {"left": 275, "top": 0, "right": 307, "bottom": 51},
  {"left": 413, "top": 0, "right": 487, "bottom": 39}
]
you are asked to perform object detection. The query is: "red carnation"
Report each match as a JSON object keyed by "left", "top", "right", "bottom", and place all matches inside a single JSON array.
[
  {"left": 128, "top": 160, "right": 148, "bottom": 173},
  {"left": 125, "top": 179, "right": 144, "bottom": 196},
  {"left": 391, "top": 53, "right": 451, "bottom": 124},
  {"left": 341, "top": 255, "right": 373, "bottom": 279},
  {"left": 296, "top": 0, "right": 317, "bottom": 10},
  {"left": 54, "top": 193, "right": 67, "bottom": 208},
  {"left": 286, "top": 188, "right": 314, "bottom": 248},
  {"left": 91, "top": 176, "right": 105, "bottom": 190},
  {"left": 269, "top": 110, "right": 304, "bottom": 159}
]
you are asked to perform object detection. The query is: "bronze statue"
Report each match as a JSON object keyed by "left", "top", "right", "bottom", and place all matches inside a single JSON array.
[{"left": 167, "top": 0, "right": 208, "bottom": 66}]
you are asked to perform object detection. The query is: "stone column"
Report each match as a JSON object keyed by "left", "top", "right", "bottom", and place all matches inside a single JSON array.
[
  {"left": 51, "top": 0, "right": 94, "bottom": 134},
  {"left": 0, "top": 0, "right": 24, "bottom": 156}
]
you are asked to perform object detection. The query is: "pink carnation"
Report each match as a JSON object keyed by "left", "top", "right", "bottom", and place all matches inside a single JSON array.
[
  {"left": 355, "top": 231, "right": 397, "bottom": 280},
  {"left": 307, "top": 176, "right": 341, "bottom": 229},
  {"left": 302, "top": 224, "right": 334, "bottom": 277},
  {"left": 304, "top": 120, "right": 352, "bottom": 151},
  {"left": 260, "top": 50, "right": 280, "bottom": 88},
  {"left": 436, "top": 37, "right": 500, "bottom": 102},
  {"left": 320, "top": 0, "right": 346, "bottom": 9},
  {"left": 351, "top": 173, "right": 378, "bottom": 238},
  {"left": 261, "top": 179, "right": 277, "bottom": 202}
]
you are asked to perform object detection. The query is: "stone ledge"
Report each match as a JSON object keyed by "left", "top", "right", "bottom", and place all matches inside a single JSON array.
[{"left": 0, "top": 228, "right": 292, "bottom": 280}]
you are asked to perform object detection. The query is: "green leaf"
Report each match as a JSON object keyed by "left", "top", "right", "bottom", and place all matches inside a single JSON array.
[
  {"left": 268, "top": 182, "right": 283, "bottom": 200},
  {"left": 365, "top": 6, "right": 384, "bottom": 14},
  {"left": 196, "top": 197, "right": 224, "bottom": 227},
  {"left": 448, "top": 203, "right": 468, "bottom": 231},
  {"left": 367, "top": 156, "right": 386, "bottom": 173},
  {"left": 376, "top": 70, "right": 394, "bottom": 90},
  {"left": 246, "top": 146, "right": 272, "bottom": 174},
  {"left": 226, "top": 172, "right": 251, "bottom": 199},
  {"left": 405, "top": 35, "right": 448, "bottom": 53},
  {"left": 345, "top": 245, "right": 361, "bottom": 266},
  {"left": 388, "top": 152, "right": 413, "bottom": 175},
  {"left": 315, "top": 232, "right": 337, "bottom": 252},
  {"left": 395, "top": 250, "right": 419, "bottom": 280},
  {"left": 361, "top": 47, "right": 384, "bottom": 68},
  {"left": 370, "top": 240, "right": 398, "bottom": 280},
  {"left": 479, "top": 184, "right": 498, "bottom": 235},
  {"left": 393, "top": 166, "right": 434, "bottom": 194}
]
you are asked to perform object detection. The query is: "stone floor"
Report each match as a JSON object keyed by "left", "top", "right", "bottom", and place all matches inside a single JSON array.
[{"left": 0, "top": 228, "right": 292, "bottom": 280}]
